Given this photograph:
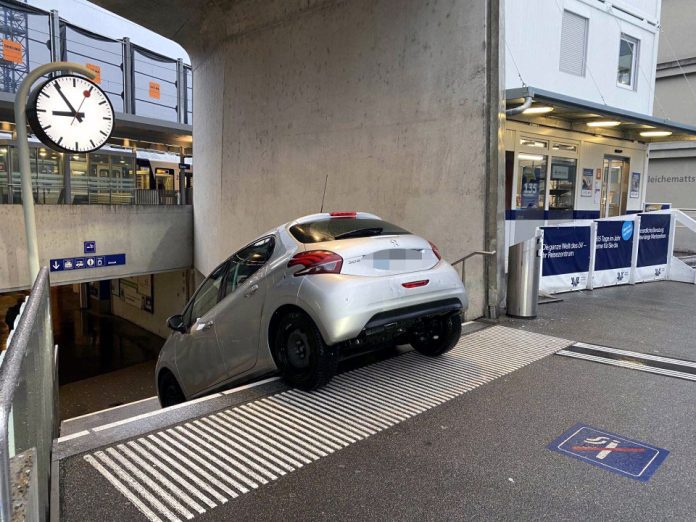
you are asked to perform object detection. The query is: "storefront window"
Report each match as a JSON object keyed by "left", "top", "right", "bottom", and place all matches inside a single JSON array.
[
  {"left": 548, "top": 157, "right": 577, "bottom": 213},
  {"left": 516, "top": 153, "right": 547, "bottom": 211}
]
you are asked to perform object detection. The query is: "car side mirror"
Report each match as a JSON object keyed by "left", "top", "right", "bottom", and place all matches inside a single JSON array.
[{"left": 167, "top": 314, "right": 186, "bottom": 333}]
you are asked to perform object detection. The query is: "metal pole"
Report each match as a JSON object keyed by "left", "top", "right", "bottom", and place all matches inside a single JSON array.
[{"left": 15, "top": 62, "right": 96, "bottom": 283}]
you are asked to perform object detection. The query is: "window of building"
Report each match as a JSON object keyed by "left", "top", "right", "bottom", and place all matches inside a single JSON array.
[
  {"left": 559, "top": 10, "right": 588, "bottom": 77},
  {"left": 617, "top": 34, "right": 639, "bottom": 89},
  {"left": 548, "top": 157, "right": 577, "bottom": 213},
  {"left": 516, "top": 153, "right": 547, "bottom": 210}
]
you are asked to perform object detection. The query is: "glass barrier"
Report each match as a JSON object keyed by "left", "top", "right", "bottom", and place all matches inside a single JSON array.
[
  {"left": 185, "top": 65, "right": 192, "bottom": 124},
  {"left": 61, "top": 24, "right": 125, "bottom": 112},
  {"left": 0, "top": 268, "right": 55, "bottom": 522},
  {"left": 0, "top": 3, "right": 51, "bottom": 95},
  {"left": 133, "top": 47, "right": 178, "bottom": 122}
]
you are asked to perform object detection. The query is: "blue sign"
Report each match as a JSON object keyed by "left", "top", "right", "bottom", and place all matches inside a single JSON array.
[
  {"left": 637, "top": 213, "right": 671, "bottom": 268},
  {"left": 541, "top": 226, "right": 591, "bottom": 277},
  {"left": 549, "top": 424, "right": 669, "bottom": 481},
  {"left": 50, "top": 253, "right": 126, "bottom": 272},
  {"left": 595, "top": 220, "right": 634, "bottom": 271},
  {"left": 84, "top": 241, "right": 96, "bottom": 254}
]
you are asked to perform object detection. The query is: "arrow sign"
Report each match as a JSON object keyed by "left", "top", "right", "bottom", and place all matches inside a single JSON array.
[{"left": 52, "top": 260, "right": 60, "bottom": 270}]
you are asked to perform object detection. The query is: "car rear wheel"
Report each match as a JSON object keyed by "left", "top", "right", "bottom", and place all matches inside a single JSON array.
[
  {"left": 411, "top": 313, "right": 462, "bottom": 356},
  {"left": 158, "top": 371, "right": 185, "bottom": 408},
  {"left": 274, "top": 311, "right": 338, "bottom": 390}
]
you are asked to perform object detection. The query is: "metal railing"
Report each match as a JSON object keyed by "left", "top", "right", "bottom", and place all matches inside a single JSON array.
[
  {"left": 0, "top": 183, "right": 187, "bottom": 206},
  {"left": 0, "top": 268, "right": 55, "bottom": 522},
  {"left": 451, "top": 250, "right": 496, "bottom": 288}
]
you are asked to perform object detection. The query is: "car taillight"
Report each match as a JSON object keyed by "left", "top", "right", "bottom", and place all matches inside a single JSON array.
[
  {"left": 402, "top": 279, "right": 429, "bottom": 288},
  {"left": 329, "top": 212, "right": 357, "bottom": 218},
  {"left": 428, "top": 241, "right": 442, "bottom": 261},
  {"left": 288, "top": 250, "right": 343, "bottom": 276}
]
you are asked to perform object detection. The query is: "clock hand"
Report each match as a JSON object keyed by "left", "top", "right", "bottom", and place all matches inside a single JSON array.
[
  {"left": 54, "top": 83, "right": 83, "bottom": 123},
  {"left": 52, "top": 111, "right": 85, "bottom": 118},
  {"left": 70, "top": 86, "right": 93, "bottom": 126}
]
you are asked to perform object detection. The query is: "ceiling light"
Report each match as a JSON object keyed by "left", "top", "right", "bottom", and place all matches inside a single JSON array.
[
  {"left": 522, "top": 106, "right": 554, "bottom": 115},
  {"left": 640, "top": 130, "right": 672, "bottom": 137},
  {"left": 518, "top": 153, "right": 545, "bottom": 161},
  {"left": 587, "top": 120, "right": 621, "bottom": 127}
]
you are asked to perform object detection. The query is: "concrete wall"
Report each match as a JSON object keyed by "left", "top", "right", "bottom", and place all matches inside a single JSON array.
[
  {"left": 657, "top": 0, "right": 696, "bottom": 63},
  {"left": 0, "top": 205, "right": 192, "bottom": 291},
  {"left": 506, "top": 0, "right": 660, "bottom": 114},
  {"left": 111, "top": 269, "right": 189, "bottom": 338},
  {"left": 186, "top": 0, "right": 498, "bottom": 318}
]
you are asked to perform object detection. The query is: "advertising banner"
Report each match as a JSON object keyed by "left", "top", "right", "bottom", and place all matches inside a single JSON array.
[
  {"left": 540, "top": 226, "right": 592, "bottom": 293},
  {"left": 593, "top": 219, "right": 635, "bottom": 287},
  {"left": 636, "top": 213, "right": 671, "bottom": 282}
]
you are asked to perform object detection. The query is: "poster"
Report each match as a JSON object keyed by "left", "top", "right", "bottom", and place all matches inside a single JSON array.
[
  {"left": 635, "top": 213, "right": 671, "bottom": 282},
  {"left": 593, "top": 220, "right": 635, "bottom": 287},
  {"left": 149, "top": 81, "right": 161, "bottom": 99},
  {"left": 630, "top": 172, "right": 641, "bottom": 198},
  {"left": 86, "top": 63, "right": 101, "bottom": 84},
  {"left": 552, "top": 165, "right": 569, "bottom": 180},
  {"left": 581, "top": 168, "right": 593, "bottom": 197},
  {"left": 540, "top": 225, "right": 592, "bottom": 293},
  {"left": 118, "top": 275, "right": 154, "bottom": 313},
  {"left": 2, "top": 39, "right": 22, "bottom": 64}
]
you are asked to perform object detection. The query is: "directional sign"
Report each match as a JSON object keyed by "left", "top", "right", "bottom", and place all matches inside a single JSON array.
[
  {"left": 50, "top": 253, "right": 126, "bottom": 272},
  {"left": 548, "top": 424, "right": 669, "bottom": 481},
  {"left": 84, "top": 241, "right": 96, "bottom": 254}
]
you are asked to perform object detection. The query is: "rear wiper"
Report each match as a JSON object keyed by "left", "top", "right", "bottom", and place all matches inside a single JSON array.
[{"left": 334, "top": 227, "right": 383, "bottom": 240}]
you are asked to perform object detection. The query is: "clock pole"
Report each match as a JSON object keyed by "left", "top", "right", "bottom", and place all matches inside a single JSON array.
[{"left": 14, "top": 62, "right": 96, "bottom": 283}]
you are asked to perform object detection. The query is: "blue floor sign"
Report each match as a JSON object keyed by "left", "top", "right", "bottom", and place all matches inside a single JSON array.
[
  {"left": 548, "top": 424, "right": 668, "bottom": 481},
  {"left": 50, "top": 253, "right": 126, "bottom": 272}
]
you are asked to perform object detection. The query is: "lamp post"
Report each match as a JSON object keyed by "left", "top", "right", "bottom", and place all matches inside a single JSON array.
[{"left": 14, "top": 62, "right": 96, "bottom": 283}]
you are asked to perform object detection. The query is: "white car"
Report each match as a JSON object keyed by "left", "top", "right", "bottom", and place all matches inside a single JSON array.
[{"left": 156, "top": 212, "right": 467, "bottom": 406}]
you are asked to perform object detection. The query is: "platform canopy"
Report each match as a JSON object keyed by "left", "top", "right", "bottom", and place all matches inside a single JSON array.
[{"left": 506, "top": 86, "right": 696, "bottom": 143}]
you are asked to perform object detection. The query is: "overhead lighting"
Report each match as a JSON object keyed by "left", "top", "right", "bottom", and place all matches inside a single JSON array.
[
  {"left": 587, "top": 120, "right": 621, "bottom": 128},
  {"left": 522, "top": 105, "right": 554, "bottom": 115},
  {"left": 640, "top": 130, "right": 672, "bottom": 137},
  {"left": 518, "top": 153, "right": 544, "bottom": 161}
]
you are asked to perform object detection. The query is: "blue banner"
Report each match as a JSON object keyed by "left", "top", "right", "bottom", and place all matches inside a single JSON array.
[
  {"left": 50, "top": 253, "right": 126, "bottom": 272},
  {"left": 594, "top": 220, "right": 634, "bottom": 271},
  {"left": 637, "top": 214, "right": 671, "bottom": 268},
  {"left": 541, "top": 226, "right": 591, "bottom": 277}
]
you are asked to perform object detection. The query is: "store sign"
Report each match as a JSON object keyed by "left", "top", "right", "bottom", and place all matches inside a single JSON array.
[
  {"left": 86, "top": 63, "right": 101, "bottom": 84},
  {"left": 593, "top": 220, "right": 634, "bottom": 287},
  {"left": 636, "top": 213, "right": 671, "bottom": 282},
  {"left": 149, "top": 81, "right": 161, "bottom": 99},
  {"left": 540, "top": 225, "right": 591, "bottom": 293},
  {"left": 2, "top": 39, "right": 22, "bottom": 64}
]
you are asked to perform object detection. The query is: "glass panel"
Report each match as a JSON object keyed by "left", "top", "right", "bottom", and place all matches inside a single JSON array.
[
  {"left": 10, "top": 147, "right": 37, "bottom": 205},
  {"left": 68, "top": 153, "right": 88, "bottom": 204},
  {"left": 185, "top": 66, "right": 193, "bottom": 125},
  {"left": 519, "top": 137, "right": 548, "bottom": 150},
  {"left": 617, "top": 36, "right": 635, "bottom": 87},
  {"left": 515, "top": 153, "right": 547, "bottom": 210},
  {"left": 133, "top": 48, "right": 178, "bottom": 121},
  {"left": 110, "top": 153, "right": 135, "bottom": 204},
  {"left": 552, "top": 142, "right": 577, "bottom": 153},
  {"left": 89, "top": 152, "right": 110, "bottom": 204},
  {"left": 189, "top": 265, "right": 225, "bottom": 325},
  {"left": 36, "top": 147, "right": 63, "bottom": 204},
  {"left": 62, "top": 25, "right": 125, "bottom": 112},
  {"left": 223, "top": 238, "right": 275, "bottom": 295},
  {"left": 0, "top": 146, "right": 10, "bottom": 203},
  {"left": 0, "top": 6, "right": 51, "bottom": 94},
  {"left": 548, "top": 157, "right": 577, "bottom": 211}
]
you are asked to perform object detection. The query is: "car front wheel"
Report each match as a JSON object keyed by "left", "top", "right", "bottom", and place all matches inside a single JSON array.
[
  {"left": 274, "top": 311, "right": 339, "bottom": 390},
  {"left": 411, "top": 313, "right": 462, "bottom": 356},
  {"left": 158, "top": 371, "right": 186, "bottom": 408}
]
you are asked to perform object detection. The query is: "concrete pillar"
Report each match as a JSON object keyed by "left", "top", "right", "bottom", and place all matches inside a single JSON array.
[{"left": 122, "top": 37, "right": 134, "bottom": 114}]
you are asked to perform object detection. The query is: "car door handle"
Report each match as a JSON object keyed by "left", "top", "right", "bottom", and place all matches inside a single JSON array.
[{"left": 244, "top": 284, "right": 259, "bottom": 298}]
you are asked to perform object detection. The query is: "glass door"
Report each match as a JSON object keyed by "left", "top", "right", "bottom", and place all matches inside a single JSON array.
[{"left": 601, "top": 157, "right": 629, "bottom": 218}]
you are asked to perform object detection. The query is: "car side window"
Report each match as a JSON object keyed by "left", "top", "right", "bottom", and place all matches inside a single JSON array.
[
  {"left": 223, "top": 236, "right": 275, "bottom": 296},
  {"left": 187, "top": 263, "right": 226, "bottom": 328}
]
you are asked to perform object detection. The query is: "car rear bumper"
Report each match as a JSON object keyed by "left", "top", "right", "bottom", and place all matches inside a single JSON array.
[{"left": 295, "top": 261, "right": 467, "bottom": 344}]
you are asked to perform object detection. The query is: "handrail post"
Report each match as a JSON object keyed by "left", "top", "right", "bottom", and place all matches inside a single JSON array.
[{"left": 450, "top": 250, "right": 497, "bottom": 317}]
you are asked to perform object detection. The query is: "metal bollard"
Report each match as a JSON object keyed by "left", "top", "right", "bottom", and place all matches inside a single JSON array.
[{"left": 506, "top": 237, "right": 541, "bottom": 318}]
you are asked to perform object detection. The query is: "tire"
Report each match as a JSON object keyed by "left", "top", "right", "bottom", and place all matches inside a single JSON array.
[
  {"left": 411, "top": 313, "right": 462, "bottom": 357},
  {"left": 158, "top": 371, "right": 186, "bottom": 408},
  {"left": 273, "top": 310, "right": 339, "bottom": 390}
]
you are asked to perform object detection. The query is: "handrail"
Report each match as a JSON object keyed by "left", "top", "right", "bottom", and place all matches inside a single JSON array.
[
  {"left": 0, "top": 267, "right": 53, "bottom": 522},
  {"left": 450, "top": 250, "right": 496, "bottom": 291}
]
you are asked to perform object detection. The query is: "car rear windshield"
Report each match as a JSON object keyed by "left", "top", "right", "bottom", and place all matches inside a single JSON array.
[{"left": 289, "top": 218, "right": 411, "bottom": 243}]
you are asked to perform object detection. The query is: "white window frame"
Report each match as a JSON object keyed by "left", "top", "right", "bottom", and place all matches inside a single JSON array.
[{"left": 617, "top": 33, "right": 639, "bottom": 90}]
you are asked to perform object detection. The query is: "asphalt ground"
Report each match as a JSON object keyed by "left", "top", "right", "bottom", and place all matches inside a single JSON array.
[{"left": 503, "top": 281, "right": 696, "bottom": 359}]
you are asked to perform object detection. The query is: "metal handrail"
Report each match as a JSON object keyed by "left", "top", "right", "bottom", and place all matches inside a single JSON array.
[
  {"left": 450, "top": 250, "right": 496, "bottom": 288},
  {"left": 0, "top": 268, "right": 53, "bottom": 522}
]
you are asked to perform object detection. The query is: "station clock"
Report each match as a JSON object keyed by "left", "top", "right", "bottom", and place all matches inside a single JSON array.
[{"left": 26, "top": 74, "right": 115, "bottom": 154}]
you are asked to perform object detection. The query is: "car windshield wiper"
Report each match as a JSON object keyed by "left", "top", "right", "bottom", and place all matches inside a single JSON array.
[{"left": 334, "top": 227, "right": 384, "bottom": 240}]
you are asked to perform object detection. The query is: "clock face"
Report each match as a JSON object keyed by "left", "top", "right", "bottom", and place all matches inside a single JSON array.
[{"left": 27, "top": 75, "right": 114, "bottom": 154}]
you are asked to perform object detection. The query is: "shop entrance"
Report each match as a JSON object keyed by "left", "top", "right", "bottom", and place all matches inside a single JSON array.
[{"left": 600, "top": 156, "right": 630, "bottom": 218}]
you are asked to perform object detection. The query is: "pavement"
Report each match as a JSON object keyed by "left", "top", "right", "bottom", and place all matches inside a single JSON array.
[{"left": 57, "top": 282, "right": 696, "bottom": 521}]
